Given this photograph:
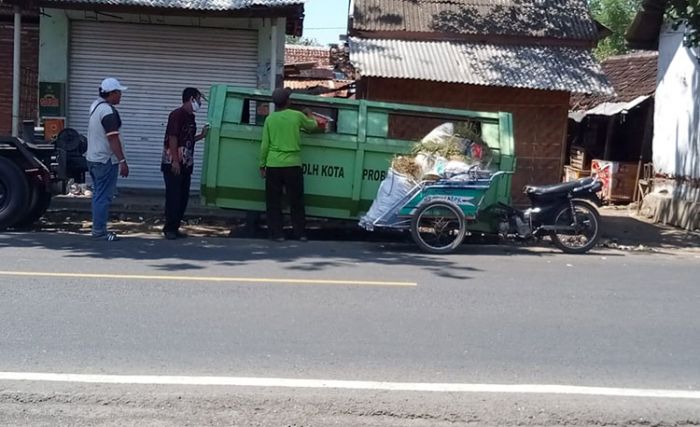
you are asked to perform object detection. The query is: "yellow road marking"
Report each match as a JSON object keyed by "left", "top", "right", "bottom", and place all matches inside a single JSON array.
[{"left": 0, "top": 271, "right": 416, "bottom": 287}]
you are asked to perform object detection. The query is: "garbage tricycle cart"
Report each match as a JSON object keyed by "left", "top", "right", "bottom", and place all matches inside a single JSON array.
[
  {"left": 361, "top": 168, "right": 604, "bottom": 255},
  {"left": 360, "top": 169, "right": 510, "bottom": 254},
  {"left": 201, "top": 85, "right": 515, "bottom": 223}
]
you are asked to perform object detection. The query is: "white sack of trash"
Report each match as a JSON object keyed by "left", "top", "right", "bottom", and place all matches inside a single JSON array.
[{"left": 358, "top": 169, "right": 416, "bottom": 230}]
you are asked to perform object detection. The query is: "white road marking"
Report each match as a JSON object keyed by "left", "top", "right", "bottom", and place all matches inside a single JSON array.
[
  {"left": 0, "top": 271, "right": 416, "bottom": 287},
  {"left": 0, "top": 372, "right": 697, "bottom": 399}
]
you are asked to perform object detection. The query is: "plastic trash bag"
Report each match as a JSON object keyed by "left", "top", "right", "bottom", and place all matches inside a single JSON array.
[{"left": 359, "top": 169, "right": 417, "bottom": 230}]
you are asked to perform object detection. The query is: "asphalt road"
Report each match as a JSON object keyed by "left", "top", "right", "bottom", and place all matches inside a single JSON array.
[{"left": 0, "top": 232, "right": 698, "bottom": 426}]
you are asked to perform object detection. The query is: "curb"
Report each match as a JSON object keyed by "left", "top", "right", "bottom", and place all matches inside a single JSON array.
[{"left": 50, "top": 195, "right": 244, "bottom": 220}]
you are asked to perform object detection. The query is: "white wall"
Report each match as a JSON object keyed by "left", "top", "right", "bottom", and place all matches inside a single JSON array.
[{"left": 654, "top": 24, "right": 700, "bottom": 184}]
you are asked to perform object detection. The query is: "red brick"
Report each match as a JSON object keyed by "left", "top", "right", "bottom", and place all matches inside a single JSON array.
[{"left": 0, "top": 21, "right": 39, "bottom": 134}]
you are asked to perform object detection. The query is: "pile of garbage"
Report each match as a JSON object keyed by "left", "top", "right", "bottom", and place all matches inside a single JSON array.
[
  {"left": 66, "top": 182, "right": 92, "bottom": 198},
  {"left": 390, "top": 122, "right": 493, "bottom": 182},
  {"left": 359, "top": 122, "right": 493, "bottom": 229}
]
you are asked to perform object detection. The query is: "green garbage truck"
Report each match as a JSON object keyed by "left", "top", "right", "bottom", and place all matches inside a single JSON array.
[{"left": 201, "top": 85, "right": 515, "bottom": 232}]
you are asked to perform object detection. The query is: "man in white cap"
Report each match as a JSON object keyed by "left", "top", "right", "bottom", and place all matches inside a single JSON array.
[{"left": 86, "top": 77, "right": 129, "bottom": 241}]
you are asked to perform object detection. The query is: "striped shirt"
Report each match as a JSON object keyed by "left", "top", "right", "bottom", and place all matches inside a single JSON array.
[{"left": 86, "top": 99, "right": 124, "bottom": 164}]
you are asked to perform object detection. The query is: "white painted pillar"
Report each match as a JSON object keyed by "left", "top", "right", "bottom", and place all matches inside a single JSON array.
[{"left": 12, "top": 5, "right": 22, "bottom": 136}]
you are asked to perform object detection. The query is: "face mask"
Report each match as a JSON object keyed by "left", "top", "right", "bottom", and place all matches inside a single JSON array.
[{"left": 191, "top": 99, "right": 200, "bottom": 112}]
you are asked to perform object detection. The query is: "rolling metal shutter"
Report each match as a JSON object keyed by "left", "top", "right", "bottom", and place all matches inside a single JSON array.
[{"left": 68, "top": 21, "right": 258, "bottom": 189}]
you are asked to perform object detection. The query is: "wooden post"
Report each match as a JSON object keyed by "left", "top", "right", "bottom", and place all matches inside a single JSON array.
[
  {"left": 603, "top": 115, "right": 615, "bottom": 160},
  {"left": 634, "top": 100, "right": 655, "bottom": 210}
]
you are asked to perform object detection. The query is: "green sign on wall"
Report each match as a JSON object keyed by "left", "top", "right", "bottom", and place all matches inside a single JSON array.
[{"left": 39, "top": 82, "right": 65, "bottom": 117}]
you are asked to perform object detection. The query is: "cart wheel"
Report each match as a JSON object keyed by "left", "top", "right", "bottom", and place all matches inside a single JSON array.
[{"left": 410, "top": 201, "right": 466, "bottom": 254}]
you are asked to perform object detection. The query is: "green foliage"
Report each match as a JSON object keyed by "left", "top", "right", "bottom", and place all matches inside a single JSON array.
[
  {"left": 285, "top": 36, "right": 322, "bottom": 46},
  {"left": 667, "top": 0, "right": 700, "bottom": 47},
  {"left": 590, "top": 0, "right": 643, "bottom": 59}
]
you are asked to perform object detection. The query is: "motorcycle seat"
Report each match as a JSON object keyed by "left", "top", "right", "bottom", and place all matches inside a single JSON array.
[{"left": 525, "top": 177, "right": 596, "bottom": 196}]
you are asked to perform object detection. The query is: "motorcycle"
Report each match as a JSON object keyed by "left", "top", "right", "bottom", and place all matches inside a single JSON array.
[{"left": 494, "top": 177, "right": 603, "bottom": 254}]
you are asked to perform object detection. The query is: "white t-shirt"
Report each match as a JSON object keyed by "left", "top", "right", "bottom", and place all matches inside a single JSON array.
[{"left": 86, "top": 99, "right": 124, "bottom": 164}]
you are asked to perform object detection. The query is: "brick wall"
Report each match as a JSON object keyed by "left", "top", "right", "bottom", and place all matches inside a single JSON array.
[
  {"left": 360, "top": 77, "right": 571, "bottom": 205},
  {"left": 0, "top": 20, "right": 39, "bottom": 134}
]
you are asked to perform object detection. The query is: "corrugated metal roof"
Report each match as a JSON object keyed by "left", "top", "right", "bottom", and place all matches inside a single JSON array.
[
  {"left": 352, "top": 0, "right": 598, "bottom": 41},
  {"left": 350, "top": 38, "right": 614, "bottom": 95},
  {"left": 569, "top": 95, "right": 651, "bottom": 122},
  {"left": 0, "top": 4, "right": 38, "bottom": 17},
  {"left": 40, "top": 0, "right": 305, "bottom": 11}
]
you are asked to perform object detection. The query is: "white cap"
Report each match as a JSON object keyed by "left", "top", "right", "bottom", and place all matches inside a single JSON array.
[{"left": 100, "top": 77, "right": 128, "bottom": 93}]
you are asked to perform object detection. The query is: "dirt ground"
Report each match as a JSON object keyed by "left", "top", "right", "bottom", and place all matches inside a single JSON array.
[
  {"left": 20, "top": 208, "right": 409, "bottom": 244},
  {"left": 12, "top": 200, "right": 699, "bottom": 254},
  {"left": 596, "top": 204, "right": 700, "bottom": 252}
]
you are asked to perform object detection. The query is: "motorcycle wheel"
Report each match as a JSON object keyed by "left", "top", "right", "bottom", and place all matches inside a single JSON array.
[
  {"left": 410, "top": 201, "right": 466, "bottom": 254},
  {"left": 550, "top": 201, "right": 601, "bottom": 254}
]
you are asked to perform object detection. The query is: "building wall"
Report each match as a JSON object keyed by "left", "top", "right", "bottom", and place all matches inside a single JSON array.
[
  {"left": 38, "top": 11, "right": 68, "bottom": 84},
  {"left": 0, "top": 19, "right": 39, "bottom": 134},
  {"left": 361, "top": 77, "right": 570, "bottom": 204},
  {"left": 654, "top": 23, "right": 700, "bottom": 190}
]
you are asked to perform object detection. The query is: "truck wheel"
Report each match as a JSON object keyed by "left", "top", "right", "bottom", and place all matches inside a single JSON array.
[
  {"left": 12, "top": 183, "right": 52, "bottom": 229},
  {"left": 0, "top": 157, "right": 30, "bottom": 230}
]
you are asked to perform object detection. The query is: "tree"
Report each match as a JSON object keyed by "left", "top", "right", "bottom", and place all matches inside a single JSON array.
[
  {"left": 285, "top": 35, "right": 322, "bottom": 46},
  {"left": 667, "top": 0, "right": 700, "bottom": 46},
  {"left": 590, "top": 0, "right": 643, "bottom": 59}
]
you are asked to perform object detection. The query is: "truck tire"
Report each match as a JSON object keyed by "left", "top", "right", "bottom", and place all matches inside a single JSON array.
[
  {"left": 12, "top": 183, "right": 52, "bottom": 229},
  {"left": 0, "top": 157, "right": 30, "bottom": 230}
]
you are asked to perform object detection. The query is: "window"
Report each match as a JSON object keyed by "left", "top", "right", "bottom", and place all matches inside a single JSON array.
[
  {"left": 241, "top": 98, "right": 339, "bottom": 133},
  {"left": 388, "top": 114, "right": 482, "bottom": 142},
  {"left": 241, "top": 99, "right": 270, "bottom": 126}
]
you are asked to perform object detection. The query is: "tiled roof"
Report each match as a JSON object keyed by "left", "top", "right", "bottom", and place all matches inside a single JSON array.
[
  {"left": 285, "top": 78, "right": 354, "bottom": 97},
  {"left": 299, "top": 68, "right": 335, "bottom": 79},
  {"left": 285, "top": 45, "right": 331, "bottom": 67},
  {"left": 351, "top": 0, "right": 599, "bottom": 41},
  {"left": 285, "top": 79, "right": 354, "bottom": 90},
  {"left": 40, "top": 0, "right": 305, "bottom": 11},
  {"left": 570, "top": 51, "right": 657, "bottom": 110},
  {"left": 350, "top": 37, "right": 614, "bottom": 94}
]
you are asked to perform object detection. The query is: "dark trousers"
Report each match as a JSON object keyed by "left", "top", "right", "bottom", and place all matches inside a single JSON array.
[
  {"left": 265, "top": 166, "right": 306, "bottom": 238},
  {"left": 163, "top": 167, "right": 191, "bottom": 233}
]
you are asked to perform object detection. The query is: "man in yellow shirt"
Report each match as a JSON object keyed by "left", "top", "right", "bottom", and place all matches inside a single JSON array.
[{"left": 259, "top": 87, "right": 318, "bottom": 241}]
